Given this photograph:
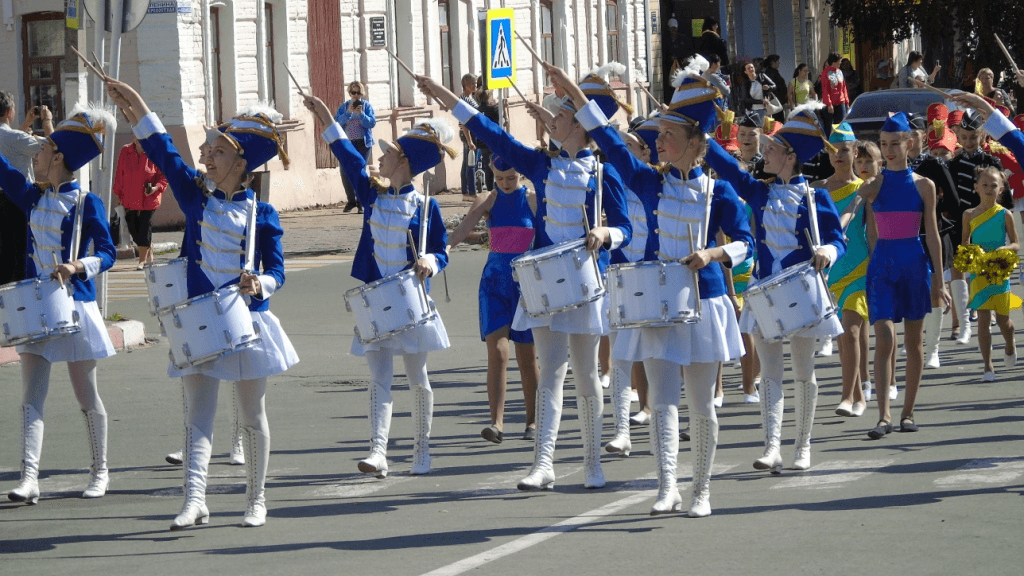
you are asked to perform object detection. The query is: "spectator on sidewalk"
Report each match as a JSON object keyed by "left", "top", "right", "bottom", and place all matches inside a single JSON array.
[
  {"left": 335, "top": 81, "right": 376, "bottom": 214},
  {"left": 458, "top": 74, "right": 480, "bottom": 201},
  {"left": 0, "top": 92, "right": 51, "bottom": 285},
  {"left": 113, "top": 134, "right": 168, "bottom": 270}
]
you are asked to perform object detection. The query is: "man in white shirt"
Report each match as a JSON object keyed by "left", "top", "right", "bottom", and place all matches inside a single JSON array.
[{"left": 0, "top": 91, "right": 51, "bottom": 284}]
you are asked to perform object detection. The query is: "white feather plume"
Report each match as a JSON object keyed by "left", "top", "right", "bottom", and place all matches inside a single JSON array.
[
  {"left": 588, "top": 61, "right": 627, "bottom": 81},
  {"left": 236, "top": 101, "right": 283, "bottom": 123},
  {"left": 684, "top": 54, "right": 709, "bottom": 76},
  {"left": 788, "top": 100, "right": 825, "bottom": 120},
  {"left": 415, "top": 117, "right": 455, "bottom": 144},
  {"left": 67, "top": 102, "right": 117, "bottom": 134},
  {"left": 632, "top": 62, "right": 647, "bottom": 80}
]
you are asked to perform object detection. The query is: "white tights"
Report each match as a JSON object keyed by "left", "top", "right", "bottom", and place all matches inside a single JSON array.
[
  {"left": 532, "top": 327, "right": 601, "bottom": 402},
  {"left": 642, "top": 358, "right": 718, "bottom": 418},
  {"left": 181, "top": 375, "right": 268, "bottom": 440},
  {"left": 754, "top": 334, "right": 817, "bottom": 387},
  {"left": 21, "top": 353, "right": 105, "bottom": 417},
  {"left": 364, "top": 350, "right": 431, "bottom": 399}
]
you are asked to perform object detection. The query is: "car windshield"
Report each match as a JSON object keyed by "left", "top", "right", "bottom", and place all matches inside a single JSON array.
[{"left": 847, "top": 91, "right": 963, "bottom": 119}]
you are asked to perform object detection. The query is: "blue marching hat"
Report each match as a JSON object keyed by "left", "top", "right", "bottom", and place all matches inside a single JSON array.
[
  {"left": 662, "top": 56, "right": 721, "bottom": 133},
  {"left": 209, "top": 103, "right": 289, "bottom": 172},
  {"left": 631, "top": 114, "right": 661, "bottom": 164},
  {"left": 380, "top": 118, "right": 458, "bottom": 176},
  {"left": 48, "top": 104, "right": 116, "bottom": 172},
  {"left": 764, "top": 102, "right": 835, "bottom": 164},
  {"left": 560, "top": 62, "right": 634, "bottom": 118},
  {"left": 880, "top": 111, "right": 912, "bottom": 133},
  {"left": 491, "top": 155, "right": 514, "bottom": 172},
  {"left": 828, "top": 121, "right": 857, "bottom": 143}
]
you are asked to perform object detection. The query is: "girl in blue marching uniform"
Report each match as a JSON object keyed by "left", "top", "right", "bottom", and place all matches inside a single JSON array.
[
  {"left": 447, "top": 156, "right": 539, "bottom": 443},
  {"left": 107, "top": 79, "right": 299, "bottom": 530},
  {"left": 704, "top": 102, "right": 846, "bottom": 474},
  {"left": 417, "top": 69, "right": 633, "bottom": 491},
  {"left": 1, "top": 106, "right": 117, "bottom": 504},
  {"left": 554, "top": 60, "right": 754, "bottom": 516},
  {"left": 305, "top": 94, "right": 451, "bottom": 479}
]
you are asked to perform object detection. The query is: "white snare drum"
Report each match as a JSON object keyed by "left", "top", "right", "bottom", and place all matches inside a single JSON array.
[
  {"left": 0, "top": 277, "right": 81, "bottom": 346},
  {"left": 607, "top": 260, "right": 700, "bottom": 329},
  {"left": 744, "top": 261, "right": 837, "bottom": 341},
  {"left": 344, "top": 269, "right": 438, "bottom": 344},
  {"left": 144, "top": 257, "right": 188, "bottom": 315},
  {"left": 158, "top": 285, "right": 261, "bottom": 369},
  {"left": 511, "top": 239, "right": 605, "bottom": 318}
]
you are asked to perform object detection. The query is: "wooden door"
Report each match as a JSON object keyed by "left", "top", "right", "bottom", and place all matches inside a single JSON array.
[{"left": 308, "top": 0, "right": 345, "bottom": 169}]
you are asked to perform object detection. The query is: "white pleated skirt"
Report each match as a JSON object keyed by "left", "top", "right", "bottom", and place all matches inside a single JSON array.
[
  {"left": 168, "top": 310, "right": 299, "bottom": 381},
  {"left": 612, "top": 294, "right": 744, "bottom": 365},
  {"left": 512, "top": 293, "right": 609, "bottom": 336},
  {"left": 18, "top": 300, "right": 115, "bottom": 363}
]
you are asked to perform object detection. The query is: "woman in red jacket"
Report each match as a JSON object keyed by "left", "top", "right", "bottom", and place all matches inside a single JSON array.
[{"left": 821, "top": 53, "right": 850, "bottom": 137}]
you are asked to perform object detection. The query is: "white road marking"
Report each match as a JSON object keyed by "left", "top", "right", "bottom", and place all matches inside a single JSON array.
[
  {"left": 771, "top": 459, "right": 895, "bottom": 490},
  {"left": 933, "top": 457, "right": 1024, "bottom": 487},
  {"left": 311, "top": 474, "right": 414, "bottom": 498}
]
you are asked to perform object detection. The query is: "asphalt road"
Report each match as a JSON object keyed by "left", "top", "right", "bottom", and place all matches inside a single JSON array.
[{"left": 1, "top": 249, "right": 1021, "bottom": 575}]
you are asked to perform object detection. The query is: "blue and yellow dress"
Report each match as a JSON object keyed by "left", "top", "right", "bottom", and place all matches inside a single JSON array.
[
  {"left": 967, "top": 205, "right": 1022, "bottom": 315},
  {"left": 828, "top": 178, "right": 869, "bottom": 320}
]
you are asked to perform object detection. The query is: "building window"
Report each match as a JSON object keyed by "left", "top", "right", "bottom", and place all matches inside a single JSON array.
[
  {"left": 605, "top": 0, "right": 619, "bottom": 67},
  {"left": 439, "top": 0, "right": 455, "bottom": 90},
  {"left": 22, "top": 12, "right": 65, "bottom": 129},
  {"left": 540, "top": 0, "right": 554, "bottom": 72},
  {"left": 263, "top": 3, "right": 278, "bottom": 105}
]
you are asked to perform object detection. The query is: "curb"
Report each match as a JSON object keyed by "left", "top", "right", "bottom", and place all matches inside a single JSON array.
[
  {"left": 0, "top": 319, "right": 147, "bottom": 367},
  {"left": 117, "top": 241, "right": 180, "bottom": 260}
]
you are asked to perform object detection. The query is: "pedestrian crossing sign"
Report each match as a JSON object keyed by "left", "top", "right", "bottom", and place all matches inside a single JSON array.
[{"left": 486, "top": 8, "right": 515, "bottom": 89}]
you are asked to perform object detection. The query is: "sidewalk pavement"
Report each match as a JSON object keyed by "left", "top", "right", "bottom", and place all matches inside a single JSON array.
[{"left": 0, "top": 192, "right": 477, "bottom": 366}]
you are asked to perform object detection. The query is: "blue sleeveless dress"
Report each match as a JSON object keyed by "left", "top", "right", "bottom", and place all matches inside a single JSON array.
[
  {"left": 479, "top": 187, "right": 535, "bottom": 343},
  {"left": 866, "top": 168, "right": 932, "bottom": 323}
]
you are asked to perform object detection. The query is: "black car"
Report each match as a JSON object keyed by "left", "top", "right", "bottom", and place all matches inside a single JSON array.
[{"left": 842, "top": 88, "right": 966, "bottom": 141}]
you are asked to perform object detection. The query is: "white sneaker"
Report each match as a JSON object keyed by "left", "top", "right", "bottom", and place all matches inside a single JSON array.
[
  {"left": 925, "top": 350, "right": 941, "bottom": 369},
  {"left": 629, "top": 411, "right": 650, "bottom": 426},
  {"left": 889, "top": 385, "right": 899, "bottom": 400},
  {"left": 1005, "top": 350, "right": 1017, "bottom": 369},
  {"left": 599, "top": 373, "right": 610, "bottom": 389},
  {"left": 743, "top": 392, "right": 760, "bottom": 404},
  {"left": 983, "top": 371, "right": 996, "bottom": 382},
  {"left": 862, "top": 381, "right": 873, "bottom": 403},
  {"left": 956, "top": 325, "right": 972, "bottom": 345}
]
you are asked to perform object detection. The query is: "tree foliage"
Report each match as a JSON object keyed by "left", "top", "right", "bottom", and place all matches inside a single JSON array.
[{"left": 828, "top": 0, "right": 1024, "bottom": 86}]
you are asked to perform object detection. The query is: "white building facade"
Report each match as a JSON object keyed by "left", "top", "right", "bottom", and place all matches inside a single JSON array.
[{"left": 1, "top": 1, "right": 653, "bottom": 225}]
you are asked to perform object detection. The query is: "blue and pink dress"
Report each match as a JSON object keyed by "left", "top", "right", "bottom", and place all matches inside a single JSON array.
[
  {"left": 866, "top": 168, "right": 932, "bottom": 323},
  {"left": 479, "top": 187, "right": 535, "bottom": 343}
]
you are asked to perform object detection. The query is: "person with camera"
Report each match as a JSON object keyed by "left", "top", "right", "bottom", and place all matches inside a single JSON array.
[
  {"left": 335, "top": 81, "right": 376, "bottom": 214},
  {"left": 0, "top": 94, "right": 52, "bottom": 285}
]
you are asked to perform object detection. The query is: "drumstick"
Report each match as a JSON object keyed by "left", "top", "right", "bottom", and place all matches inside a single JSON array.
[
  {"left": 51, "top": 252, "right": 64, "bottom": 288},
  {"left": 995, "top": 34, "right": 1020, "bottom": 73},
  {"left": 407, "top": 229, "right": 417, "bottom": 256},
  {"left": 283, "top": 63, "right": 307, "bottom": 98},
  {"left": 69, "top": 45, "right": 107, "bottom": 79},
  {"left": 515, "top": 31, "right": 545, "bottom": 66},
  {"left": 508, "top": 78, "right": 529, "bottom": 103},
  {"left": 385, "top": 48, "right": 446, "bottom": 109},
  {"left": 636, "top": 81, "right": 661, "bottom": 109},
  {"left": 910, "top": 77, "right": 950, "bottom": 99},
  {"left": 442, "top": 269, "right": 451, "bottom": 303},
  {"left": 687, "top": 223, "right": 702, "bottom": 318},
  {"left": 805, "top": 229, "right": 838, "bottom": 309},
  {"left": 595, "top": 162, "right": 603, "bottom": 228},
  {"left": 700, "top": 177, "right": 714, "bottom": 251}
]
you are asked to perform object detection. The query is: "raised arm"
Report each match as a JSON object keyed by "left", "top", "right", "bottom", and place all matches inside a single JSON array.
[
  {"left": 417, "top": 75, "right": 547, "bottom": 182},
  {"left": 305, "top": 94, "right": 376, "bottom": 208},
  {"left": 705, "top": 138, "right": 764, "bottom": 204},
  {"left": 447, "top": 192, "right": 496, "bottom": 248},
  {"left": 0, "top": 151, "right": 35, "bottom": 213},
  {"left": 574, "top": 100, "right": 660, "bottom": 192}
]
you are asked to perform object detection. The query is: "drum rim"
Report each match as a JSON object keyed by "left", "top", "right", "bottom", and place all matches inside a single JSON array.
[
  {"left": 610, "top": 313, "right": 701, "bottom": 329},
  {"left": 0, "top": 276, "right": 68, "bottom": 291},
  {"left": 756, "top": 309, "right": 838, "bottom": 342},
  {"left": 746, "top": 261, "right": 817, "bottom": 293},
  {"left": 344, "top": 268, "right": 419, "bottom": 299},
  {"left": 0, "top": 325, "right": 82, "bottom": 347},
  {"left": 170, "top": 333, "right": 264, "bottom": 369},
  {"left": 160, "top": 284, "right": 244, "bottom": 313},
  {"left": 142, "top": 257, "right": 188, "bottom": 271},
  {"left": 511, "top": 238, "right": 588, "bottom": 267},
  {"left": 608, "top": 259, "right": 688, "bottom": 273},
  {"left": 355, "top": 309, "right": 439, "bottom": 344},
  {"left": 522, "top": 290, "right": 605, "bottom": 318}
]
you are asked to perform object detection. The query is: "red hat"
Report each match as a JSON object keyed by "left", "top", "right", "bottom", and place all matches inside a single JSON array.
[
  {"left": 927, "top": 125, "right": 957, "bottom": 152},
  {"left": 1014, "top": 114, "right": 1024, "bottom": 131},
  {"left": 715, "top": 122, "right": 739, "bottom": 152},
  {"left": 927, "top": 103, "right": 948, "bottom": 124},
  {"left": 947, "top": 109, "right": 964, "bottom": 128},
  {"left": 996, "top": 105, "right": 1011, "bottom": 118},
  {"left": 761, "top": 116, "right": 781, "bottom": 137}
]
